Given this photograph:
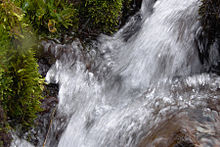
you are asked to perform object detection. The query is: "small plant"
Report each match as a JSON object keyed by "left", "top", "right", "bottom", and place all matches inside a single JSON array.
[
  {"left": 0, "top": 0, "right": 44, "bottom": 130},
  {"left": 11, "top": 0, "right": 135, "bottom": 38},
  {"left": 12, "top": 0, "right": 79, "bottom": 36}
]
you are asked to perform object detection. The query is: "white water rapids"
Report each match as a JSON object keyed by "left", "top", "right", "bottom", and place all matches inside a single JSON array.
[{"left": 11, "top": 0, "right": 220, "bottom": 146}]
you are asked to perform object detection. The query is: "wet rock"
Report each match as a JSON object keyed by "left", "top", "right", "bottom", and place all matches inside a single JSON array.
[
  {"left": 23, "top": 95, "right": 59, "bottom": 146},
  {"left": 197, "top": 0, "right": 220, "bottom": 74},
  {"left": 120, "top": 0, "right": 143, "bottom": 27},
  {"left": 139, "top": 107, "right": 220, "bottom": 147},
  {"left": 43, "top": 83, "right": 59, "bottom": 99},
  {"left": 37, "top": 41, "right": 57, "bottom": 77},
  {"left": 25, "top": 77, "right": 59, "bottom": 145},
  {"left": 38, "top": 57, "right": 51, "bottom": 77},
  {"left": 174, "top": 140, "right": 195, "bottom": 147},
  {"left": 24, "top": 40, "right": 60, "bottom": 145},
  {"left": 40, "top": 96, "right": 59, "bottom": 114}
]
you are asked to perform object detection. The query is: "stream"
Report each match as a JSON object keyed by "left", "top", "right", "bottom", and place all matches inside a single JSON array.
[{"left": 11, "top": 0, "right": 220, "bottom": 146}]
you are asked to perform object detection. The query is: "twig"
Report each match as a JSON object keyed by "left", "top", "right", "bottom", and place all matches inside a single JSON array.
[{"left": 43, "top": 106, "right": 57, "bottom": 147}]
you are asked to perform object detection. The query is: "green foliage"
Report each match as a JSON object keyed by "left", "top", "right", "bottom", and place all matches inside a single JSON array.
[
  {"left": 82, "top": 0, "right": 123, "bottom": 34},
  {"left": 1, "top": 47, "right": 44, "bottom": 129},
  {"left": 10, "top": 0, "right": 135, "bottom": 37},
  {"left": 0, "top": 27, "right": 13, "bottom": 107},
  {"left": 12, "top": 0, "right": 79, "bottom": 36},
  {"left": 0, "top": 0, "right": 25, "bottom": 38},
  {"left": 0, "top": 0, "right": 43, "bottom": 129},
  {"left": 199, "top": 0, "right": 220, "bottom": 46}
]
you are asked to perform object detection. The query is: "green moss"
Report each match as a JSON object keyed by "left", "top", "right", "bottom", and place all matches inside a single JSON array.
[
  {"left": 12, "top": 0, "right": 79, "bottom": 37},
  {"left": 82, "top": 0, "right": 123, "bottom": 34},
  {"left": 0, "top": 0, "right": 44, "bottom": 130},
  {"left": 10, "top": 0, "right": 135, "bottom": 38},
  {"left": 79, "top": 0, "right": 134, "bottom": 36}
]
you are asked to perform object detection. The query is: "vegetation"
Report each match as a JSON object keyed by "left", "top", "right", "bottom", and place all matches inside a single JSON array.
[
  {"left": 79, "top": 0, "right": 133, "bottom": 35},
  {"left": 12, "top": 0, "right": 79, "bottom": 37},
  {"left": 0, "top": 0, "right": 138, "bottom": 145},
  {"left": 0, "top": 0, "right": 43, "bottom": 130},
  {"left": 10, "top": 0, "right": 134, "bottom": 37},
  {"left": 81, "top": 0, "right": 123, "bottom": 34},
  {"left": 1, "top": 0, "right": 220, "bottom": 146}
]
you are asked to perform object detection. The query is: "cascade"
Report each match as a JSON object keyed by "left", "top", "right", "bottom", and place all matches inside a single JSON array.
[{"left": 12, "top": 0, "right": 220, "bottom": 146}]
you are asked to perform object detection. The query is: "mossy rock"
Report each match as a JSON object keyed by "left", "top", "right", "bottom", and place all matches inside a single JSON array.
[{"left": 0, "top": 0, "right": 44, "bottom": 130}]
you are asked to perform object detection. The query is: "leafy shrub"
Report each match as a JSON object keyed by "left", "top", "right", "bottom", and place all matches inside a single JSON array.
[
  {"left": 12, "top": 0, "right": 79, "bottom": 36},
  {"left": 0, "top": 0, "right": 43, "bottom": 129},
  {"left": 11, "top": 0, "right": 135, "bottom": 37}
]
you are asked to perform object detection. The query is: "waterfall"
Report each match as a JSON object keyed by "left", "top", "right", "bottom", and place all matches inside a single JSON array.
[{"left": 12, "top": 0, "right": 220, "bottom": 146}]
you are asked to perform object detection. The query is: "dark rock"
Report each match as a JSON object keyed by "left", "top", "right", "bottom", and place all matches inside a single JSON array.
[
  {"left": 197, "top": 0, "right": 220, "bottom": 74},
  {"left": 25, "top": 40, "right": 60, "bottom": 145},
  {"left": 23, "top": 95, "right": 58, "bottom": 146},
  {"left": 0, "top": 106, "right": 12, "bottom": 147},
  {"left": 120, "top": 0, "right": 143, "bottom": 27},
  {"left": 40, "top": 96, "right": 59, "bottom": 114},
  {"left": 174, "top": 140, "right": 195, "bottom": 147},
  {"left": 38, "top": 57, "right": 51, "bottom": 77},
  {"left": 43, "top": 83, "right": 59, "bottom": 98},
  {"left": 37, "top": 41, "right": 57, "bottom": 77}
]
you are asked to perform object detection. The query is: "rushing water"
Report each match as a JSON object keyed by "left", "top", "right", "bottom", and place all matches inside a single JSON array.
[{"left": 12, "top": 0, "right": 220, "bottom": 146}]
